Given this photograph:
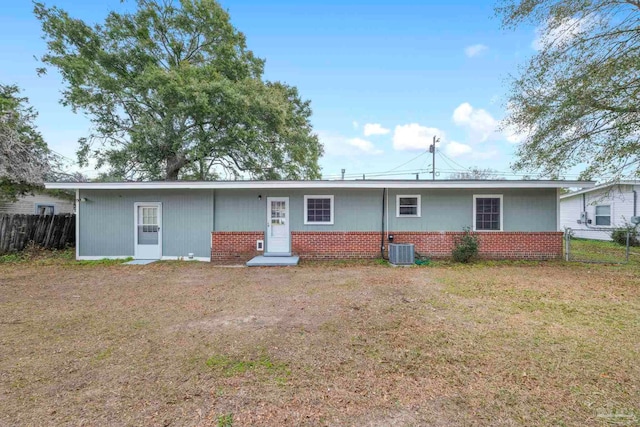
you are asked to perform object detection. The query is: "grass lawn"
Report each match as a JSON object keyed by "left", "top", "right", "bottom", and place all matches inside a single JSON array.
[
  {"left": 568, "top": 237, "right": 640, "bottom": 265},
  {"left": 0, "top": 249, "right": 639, "bottom": 426}
]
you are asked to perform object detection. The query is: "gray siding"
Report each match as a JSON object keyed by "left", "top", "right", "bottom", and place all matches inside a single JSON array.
[
  {"left": 214, "top": 188, "right": 384, "bottom": 232},
  {"left": 215, "top": 187, "right": 558, "bottom": 233},
  {"left": 79, "top": 186, "right": 558, "bottom": 259},
  {"left": 79, "top": 189, "right": 213, "bottom": 258}
]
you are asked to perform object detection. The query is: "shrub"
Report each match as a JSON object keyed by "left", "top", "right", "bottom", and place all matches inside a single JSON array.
[
  {"left": 452, "top": 228, "right": 479, "bottom": 263},
  {"left": 611, "top": 226, "right": 639, "bottom": 247}
]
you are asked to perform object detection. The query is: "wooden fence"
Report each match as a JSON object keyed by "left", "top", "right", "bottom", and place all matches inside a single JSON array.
[{"left": 0, "top": 214, "right": 75, "bottom": 254}]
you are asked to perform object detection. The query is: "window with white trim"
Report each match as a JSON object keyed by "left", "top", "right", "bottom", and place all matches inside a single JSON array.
[
  {"left": 304, "top": 195, "right": 334, "bottom": 225},
  {"left": 396, "top": 195, "right": 421, "bottom": 217},
  {"left": 595, "top": 205, "right": 611, "bottom": 226},
  {"left": 473, "top": 195, "right": 503, "bottom": 231},
  {"left": 36, "top": 204, "right": 55, "bottom": 216}
]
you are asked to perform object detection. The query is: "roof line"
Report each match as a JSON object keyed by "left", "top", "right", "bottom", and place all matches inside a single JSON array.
[
  {"left": 46, "top": 179, "right": 595, "bottom": 191},
  {"left": 560, "top": 180, "right": 639, "bottom": 199}
]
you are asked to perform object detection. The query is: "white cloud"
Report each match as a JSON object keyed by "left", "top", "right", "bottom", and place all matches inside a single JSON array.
[
  {"left": 352, "top": 121, "right": 359, "bottom": 130},
  {"left": 452, "top": 102, "right": 499, "bottom": 142},
  {"left": 532, "top": 16, "right": 592, "bottom": 51},
  {"left": 346, "top": 137, "right": 383, "bottom": 155},
  {"left": 501, "top": 102, "right": 530, "bottom": 144},
  {"left": 363, "top": 123, "right": 390, "bottom": 136},
  {"left": 503, "top": 124, "right": 526, "bottom": 144},
  {"left": 444, "top": 141, "right": 473, "bottom": 157},
  {"left": 392, "top": 123, "right": 445, "bottom": 151},
  {"left": 464, "top": 44, "right": 488, "bottom": 58},
  {"left": 471, "top": 149, "right": 499, "bottom": 160},
  {"left": 319, "top": 131, "right": 383, "bottom": 157}
]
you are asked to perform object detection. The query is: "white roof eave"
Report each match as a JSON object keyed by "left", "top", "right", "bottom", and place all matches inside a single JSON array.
[
  {"left": 46, "top": 180, "right": 596, "bottom": 191},
  {"left": 560, "top": 180, "right": 639, "bottom": 199}
]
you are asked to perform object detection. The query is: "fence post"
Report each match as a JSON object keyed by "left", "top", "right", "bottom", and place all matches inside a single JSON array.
[
  {"left": 626, "top": 230, "right": 630, "bottom": 263},
  {"left": 565, "top": 229, "right": 571, "bottom": 262}
]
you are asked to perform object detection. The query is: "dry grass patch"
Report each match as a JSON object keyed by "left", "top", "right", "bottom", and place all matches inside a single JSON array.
[{"left": 0, "top": 259, "right": 638, "bottom": 426}]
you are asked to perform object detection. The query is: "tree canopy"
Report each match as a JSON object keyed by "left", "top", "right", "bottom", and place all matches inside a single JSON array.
[
  {"left": 35, "top": 0, "right": 323, "bottom": 181},
  {"left": 448, "top": 167, "right": 504, "bottom": 180},
  {"left": 0, "top": 85, "right": 50, "bottom": 201},
  {"left": 496, "top": 0, "right": 640, "bottom": 180}
]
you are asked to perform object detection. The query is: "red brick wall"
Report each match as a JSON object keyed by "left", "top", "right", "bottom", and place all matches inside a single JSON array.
[
  {"left": 291, "top": 231, "right": 382, "bottom": 260},
  {"left": 390, "top": 231, "right": 563, "bottom": 260},
  {"left": 211, "top": 231, "right": 264, "bottom": 262},
  {"left": 211, "top": 231, "right": 563, "bottom": 262}
]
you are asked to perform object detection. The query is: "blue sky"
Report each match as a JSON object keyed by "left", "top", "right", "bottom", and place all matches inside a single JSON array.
[{"left": 0, "top": 0, "right": 554, "bottom": 180}]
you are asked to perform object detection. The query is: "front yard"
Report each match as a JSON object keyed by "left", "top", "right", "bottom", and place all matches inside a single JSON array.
[{"left": 1, "top": 255, "right": 639, "bottom": 426}]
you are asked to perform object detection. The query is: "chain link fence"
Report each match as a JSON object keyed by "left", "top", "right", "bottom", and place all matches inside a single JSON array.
[{"left": 564, "top": 228, "right": 639, "bottom": 264}]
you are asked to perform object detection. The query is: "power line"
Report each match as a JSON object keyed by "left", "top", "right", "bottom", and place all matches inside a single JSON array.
[
  {"left": 438, "top": 150, "right": 470, "bottom": 171},
  {"left": 384, "top": 150, "right": 430, "bottom": 173}
]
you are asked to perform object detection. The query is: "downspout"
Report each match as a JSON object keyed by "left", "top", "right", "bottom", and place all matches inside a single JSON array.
[
  {"left": 386, "top": 188, "right": 389, "bottom": 242},
  {"left": 75, "top": 189, "right": 79, "bottom": 260},
  {"left": 381, "top": 188, "right": 386, "bottom": 260},
  {"left": 633, "top": 189, "right": 637, "bottom": 217},
  {"left": 211, "top": 189, "right": 215, "bottom": 259}
]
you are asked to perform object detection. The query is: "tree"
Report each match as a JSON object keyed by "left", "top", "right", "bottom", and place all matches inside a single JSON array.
[
  {"left": 35, "top": 0, "right": 323, "bottom": 181},
  {"left": 496, "top": 0, "right": 640, "bottom": 180},
  {"left": 0, "top": 84, "right": 50, "bottom": 201},
  {"left": 449, "top": 167, "right": 504, "bottom": 180}
]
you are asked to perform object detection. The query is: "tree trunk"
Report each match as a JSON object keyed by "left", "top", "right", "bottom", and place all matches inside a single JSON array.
[{"left": 165, "top": 154, "right": 185, "bottom": 181}]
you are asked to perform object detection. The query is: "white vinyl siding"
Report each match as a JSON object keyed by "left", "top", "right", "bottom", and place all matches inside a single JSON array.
[
  {"left": 0, "top": 193, "right": 74, "bottom": 215},
  {"left": 559, "top": 183, "right": 638, "bottom": 240}
]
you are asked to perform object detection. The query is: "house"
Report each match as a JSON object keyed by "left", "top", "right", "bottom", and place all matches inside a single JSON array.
[
  {"left": 560, "top": 180, "right": 639, "bottom": 240},
  {"left": 45, "top": 179, "right": 594, "bottom": 263},
  {"left": 0, "top": 191, "right": 75, "bottom": 216}
]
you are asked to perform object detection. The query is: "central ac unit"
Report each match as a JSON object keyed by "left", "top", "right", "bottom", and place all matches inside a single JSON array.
[{"left": 389, "top": 243, "right": 414, "bottom": 265}]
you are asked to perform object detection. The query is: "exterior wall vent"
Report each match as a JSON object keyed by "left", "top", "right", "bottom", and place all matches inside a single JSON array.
[
  {"left": 256, "top": 240, "right": 264, "bottom": 251},
  {"left": 389, "top": 243, "right": 414, "bottom": 265}
]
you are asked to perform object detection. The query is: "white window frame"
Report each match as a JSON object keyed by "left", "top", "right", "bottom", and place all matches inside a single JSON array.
[
  {"left": 304, "top": 195, "right": 334, "bottom": 225},
  {"left": 473, "top": 194, "right": 503, "bottom": 232},
  {"left": 594, "top": 204, "right": 612, "bottom": 227},
  {"left": 35, "top": 204, "right": 55, "bottom": 215},
  {"left": 396, "top": 195, "right": 421, "bottom": 218}
]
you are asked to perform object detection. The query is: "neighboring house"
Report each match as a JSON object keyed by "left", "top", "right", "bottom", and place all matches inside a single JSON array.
[
  {"left": 45, "top": 179, "right": 593, "bottom": 263},
  {"left": 560, "top": 181, "right": 640, "bottom": 240},
  {"left": 0, "top": 192, "right": 75, "bottom": 216}
]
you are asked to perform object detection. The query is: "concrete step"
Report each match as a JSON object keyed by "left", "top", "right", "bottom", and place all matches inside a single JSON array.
[
  {"left": 263, "top": 252, "right": 292, "bottom": 257},
  {"left": 246, "top": 255, "right": 300, "bottom": 267}
]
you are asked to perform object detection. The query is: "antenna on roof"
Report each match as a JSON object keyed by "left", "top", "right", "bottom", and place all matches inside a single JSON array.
[{"left": 341, "top": 169, "right": 345, "bottom": 180}]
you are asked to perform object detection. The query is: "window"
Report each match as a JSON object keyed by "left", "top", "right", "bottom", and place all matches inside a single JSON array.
[
  {"left": 396, "top": 195, "right": 421, "bottom": 217},
  {"left": 595, "top": 205, "right": 611, "bottom": 226},
  {"left": 473, "top": 195, "right": 503, "bottom": 231},
  {"left": 304, "top": 195, "right": 334, "bottom": 225},
  {"left": 35, "top": 204, "right": 54, "bottom": 216}
]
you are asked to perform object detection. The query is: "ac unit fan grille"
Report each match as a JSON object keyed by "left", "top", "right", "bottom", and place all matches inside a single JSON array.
[{"left": 389, "top": 243, "right": 414, "bottom": 265}]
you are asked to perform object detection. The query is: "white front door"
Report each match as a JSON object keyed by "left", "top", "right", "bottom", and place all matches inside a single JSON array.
[
  {"left": 267, "top": 197, "right": 290, "bottom": 254},
  {"left": 134, "top": 203, "right": 162, "bottom": 259}
]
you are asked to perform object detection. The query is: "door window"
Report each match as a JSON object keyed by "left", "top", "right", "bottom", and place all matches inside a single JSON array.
[{"left": 137, "top": 206, "right": 159, "bottom": 245}]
